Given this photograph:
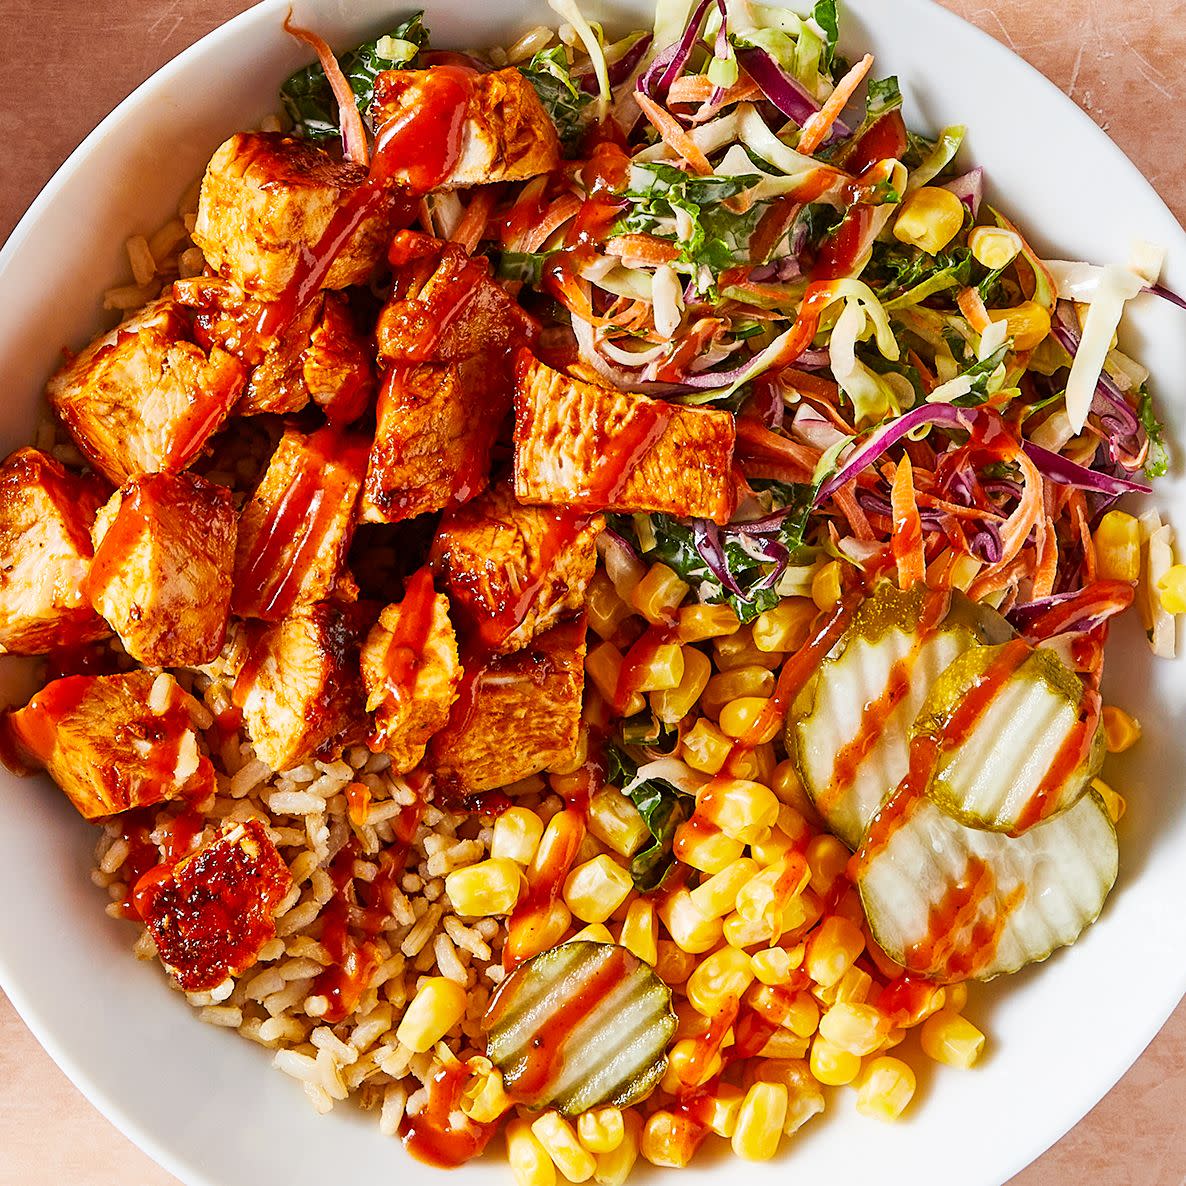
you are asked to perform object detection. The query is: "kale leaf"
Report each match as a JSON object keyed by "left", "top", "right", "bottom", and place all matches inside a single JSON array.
[
  {"left": 1139, "top": 387, "right": 1170, "bottom": 479},
  {"left": 520, "top": 45, "right": 592, "bottom": 155}
]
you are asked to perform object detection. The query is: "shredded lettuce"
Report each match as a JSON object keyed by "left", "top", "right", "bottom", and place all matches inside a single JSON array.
[{"left": 1139, "top": 387, "right": 1170, "bottom": 478}]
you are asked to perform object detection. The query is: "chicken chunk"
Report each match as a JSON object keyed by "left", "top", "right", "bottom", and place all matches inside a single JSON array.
[
  {"left": 513, "top": 353, "right": 738, "bottom": 524},
  {"left": 428, "top": 616, "right": 587, "bottom": 794},
  {"left": 2, "top": 671, "right": 214, "bottom": 818},
  {"left": 88, "top": 472, "right": 236, "bottom": 667},
  {"left": 232, "top": 602, "right": 368, "bottom": 772},
  {"left": 369, "top": 67, "right": 561, "bottom": 191},
  {"left": 46, "top": 298, "right": 245, "bottom": 485},
  {"left": 304, "top": 291, "right": 377, "bottom": 425},
  {"left": 360, "top": 568, "right": 461, "bottom": 772},
  {"left": 0, "top": 448, "right": 109, "bottom": 654},
  {"left": 234, "top": 426, "right": 369, "bottom": 621},
  {"left": 430, "top": 481, "right": 602, "bottom": 654},
  {"left": 361, "top": 235, "right": 535, "bottom": 524},
  {"left": 192, "top": 131, "right": 403, "bottom": 299},
  {"left": 136, "top": 818, "right": 292, "bottom": 992}
]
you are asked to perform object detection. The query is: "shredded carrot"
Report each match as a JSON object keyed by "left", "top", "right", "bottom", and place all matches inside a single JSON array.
[
  {"left": 833, "top": 482, "right": 875, "bottom": 541},
  {"left": 519, "top": 194, "right": 582, "bottom": 253},
  {"left": 907, "top": 348, "right": 937, "bottom": 394},
  {"left": 889, "top": 455, "right": 926, "bottom": 589},
  {"left": 605, "top": 234, "right": 682, "bottom": 267},
  {"left": 966, "top": 450, "right": 1044, "bottom": 600},
  {"left": 957, "top": 286, "right": 992, "bottom": 333},
  {"left": 776, "top": 369, "right": 841, "bottom": 403},
  {"left": 668, "top": 74, "right": 760, "bottom": 106},
  {"left": 283, "top": 14, "right": 368, "bottom": 165},
  {"left": 1032, "top": 515, "right": 1058, "bottom": 599},
  {"left": 450, "top": 188, "right": 499, "bottom": 254},
  {"left": 635, "top": 92, "right": 713, "bottom": 176},
  {"left": 734, "top": 417, "right": 820, "bottom": 483},
  {"left": 750, "top": 197, "right": 803, "bottom": 267},
  {"left": 798, "top": 54, "right": 874, "bottom": 156}
]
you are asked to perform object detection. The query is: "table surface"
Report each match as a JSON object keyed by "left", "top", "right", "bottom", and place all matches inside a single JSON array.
[{"left": 2, "top": 1, "right": 1186, "bottom": 1183}]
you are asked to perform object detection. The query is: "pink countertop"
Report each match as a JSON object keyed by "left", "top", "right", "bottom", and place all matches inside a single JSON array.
[{"left": 1, "top": 1, "right": 1184, "bottom": 1183}]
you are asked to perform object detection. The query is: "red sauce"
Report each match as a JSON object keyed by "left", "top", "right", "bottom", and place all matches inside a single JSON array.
[
  {"left": 839, "top": 109, "right": 909, "bottom": 177},
  {"left": 401, "top": 1062, "right": 497, "bottom": 1168},
  {"left": 345, "top": 780, "right": 372, "bottom": 826},
  {"left": 311, "top": 895, "right": 383, "bottom": 1023},
  {"left": 84, "top": 483, "right": 152, "bottom": 601},
  {"left": 380, "top": 566, "right": 438, "bottom": 707},
  {"left": 613, "top": 623, "right": 678, "bottom": 714},
  {"left": 115, "top": 816, "right": 166, "bottom": 920},
  {"left": 876, "top": 974, "right": 944, "bottom": 1027},
  {"left": 583, "top": 398, "right": 677, "bottom": 509},
  {"left": 812, "top": 204, "right": 876, "bottom": 281},
  {"left": 680, "top": 996, "right": 739, "bottom": 1085},
  {"left": 43, "top": 642, "right": 126, "bottom": 681},
  {"left": 672, "top": 811, "right": 721, "bottom": 866},
  {"left": 5, "top": 675, "right": 91, "bottom": 764}
]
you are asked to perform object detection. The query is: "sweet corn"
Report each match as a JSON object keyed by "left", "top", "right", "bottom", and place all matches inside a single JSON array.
[
  {"left": 699, "top": 779, "right": 780, "bottom": 845},
  {"left": 593, "top": 1110, "right": 641, "bottom": 1186},
  {"left": 1092, "top": 776, "right": 1126, "bottom": 823},
  {"left": 701, "top": 666, "right": 776, "bottom": 718},
  {"left": 587, "top": 787, "right": 649, "bottom": 857},
  {"left": 655, "top": 940, "right": 697, "bottom": 985},
  {"left": 631, "top": 563, "right": 691, "bottom": 624},
  {"left": 629, "top": 641, "right": 685, "bottom": 694},
  {"left": 811, "top": 560, "right": 843, "bottom": 611},
  {"left": 736, "top": 856, "right": 810, "bottom": 928},
  {"left": 673, "top": 817, "right": 746, "bottom": 873},
  {"left": 681, "top": 719, "right": 734, "bottom": 775},
  {"left": 771, "top": 759, "right": 818, "bottom": 818},
  {"left": 752, "top": 598, "right": 816, "bottom": 652},
  {"left": 856, "top": 1057, "right": 916, "bottom": 1122},
  {"left": 731, "top": 1082, "right": 788, "bottom": 1160},
  {"left": 658, "top": 888, "right": 724, "bottom": 953},
  {"left": 492, "top": 807, "right": 546, "bottom": 866},
  {"left": 619, "top": 899, "right": 658, "bottom": 964},
  {"left": 713, "top": 627, "right": 781, "bottom": 671},
  {"left": 747, "top": 741, "right": 777, "bottom": 786},
  {"left": 506, "top": 900, "right": 572, "bottom": 966},
  {"left": 806, "top": 834, "right": 850, "bottom": 898},
  {"left": 784, "top": 1081, "right": 826, "bottom": 1134},
  {"left": 752, "top": 947, "right": 796, "bottom": 986},
  {"left": 641, "top": 1111, "right": 700, "bottom": 1168},
  {"left": 1101, "top": 705, "right": 1142, "bottom": 753},
  {"left": 662, "top": 1036, "right": 723, "bottom": 1091},
  {"left": 1094, "top": 510, "right": 1142, "bottom": 583},
  {"left": 508, "top": 1118, "right": 557, "bottom": 1186},
  {"left": 809, "top": 1034, "right": 861, "bottom": 1086},
  {"left": 826, "top": 964, "right": 873, "bottom": 1006},
  {"left": 718, "top": 697, "right": 781, "bottom": 744},
  {"left": 946, "top": 981, "right": 969, "bottom": 1013},
  {"left": 780, "top": 887, "right": 823, "bottom": 939},
  {"left": 578, "top": 1107, "right": 625, "bottom": 1154},
  {"left": 758, "top": 1030, "right": 810, "bottom": 1059},
  {"left": 818, "top": 1002, "right": 889, "bottom": 1056},
  {"left": 460, "top": 1057, "right": 513, "bottom": 1123},
  {"left": 586, "top": 641, "right": 645, "bottom": 715},
  {"left": 1158, "top": 564, "right": 1186, "bottom": 614},
  {"left": 784, "top": 990, "right": 821, "bottom": 1038},
  {"left": 723, "top": 910, "right": 778, "bottom": 949},
  {"left": 893, "top": 186, "right": 965, "bottom": 254},
  {"left": 651, "top": 646, "right": 712, "bottom": 725},
  {"left": 444, "top": 858, "right": 522, "bottom": 918},
  {"left": 805, "top": 916, "right": 865, "bottom": 988},
  {"left": 987, "top": 300, "right": 1052, "bottom": 352},
  {"left": 687, "top": 947, "right": 755, "bottom": 1015},
  {"left": 396, "top": 977, "right": 467, "bottom": 1052},
  {"left": 603, "top": 537, "right": 645, "bottom": 602},
  {"left": 678, "top": 602, "right": 741, "bottom": 642},
  {"left": 586, "top": 570, "right": 633, "bottom": 640},
  {"left": 920, "top": 1009, "right": 986, "bottom": 1068},
  {"left": 564, "top": 855, "right": 633, "bottom": 923},
  {"left": 968, "top": 225, "right": 1022, "bottom": 270},
  {"left": 532, "top": 1112, "right": 596, "bottom": 1183},
  {"left": 689, "top": 857, "right": 759, "bottom": 919}
]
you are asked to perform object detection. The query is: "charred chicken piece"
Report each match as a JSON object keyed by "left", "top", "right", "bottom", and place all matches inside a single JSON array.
[
  {"left": 2, "top": 671, "right": 214, "bottom": 818},
  {"left": 88, "top": 472, "right": 237, "bottom": 667},
  {"left": 0, "top": 447, "right": 109, "bottom": 654},
  {"left": 46, "top": 298, "right": 245, "bottom": 486},
  {"left": 513, "top": 352, "right": 738, "bottom": 525}
]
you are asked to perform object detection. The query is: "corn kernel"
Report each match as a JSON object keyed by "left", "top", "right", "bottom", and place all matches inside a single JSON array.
[
  {"left": 1094, "top": 510, "right": 1141, "bottom": 583},
  {"left": 1159, "top": 564, "right": 1186, "bottom": 614},
  {"left": 564, "top": 855, "right": 633, "bottom": 923},
  {"left": 641, "top": 1110, "right": 702, "bottom": 1167},
  {"left": 460, "top": 1057, "right": 513, "bottom": 1123},
  {"left": 968, "top": 225, "right": 1022, "bottom": 270},
  {"left": 920, "top": 1009, "right": 986, "bottom": 1068},
  {"left": 673, "top": 817, "right": 746, "bottom": 873},
  {"left": 946, "top": 982, "right": 969, "bottom": 1013},
  {"left": 781, "top": 887, "right": 823, "bottom": 940},
  {"left": 723, "top": 910, "right": 777, "bottom": 948},
  {"left": 631, "top": 563, "right": 690, "bottom": 624},
  {"left": 578, "top": 1107, "right": 625, "bottom": 1155},
  {"left": 736, "top": 855, "right": 810, "bottom": 929},
  {"left": 678, "top": 602, "right": 741, "bottom": 642},
  {"left": 987, "top": 300, "right": 1052, "bottom": 352},
  {"left": 771, "top": 759, "right": 818, "bottom": 818},
  {"left": 758, "top": 1030, "right": 810, "bottom": 1059},
  {"left": 627, "top": 641, "right": 685, "bottom": 694},
  {"left": 856, "top": 1056, "right": 916, "bottom": 1122},
  {"left": 396, "top": 977, "right": 467, "bottom": 1052},
  {"left": 1101, "top": 705, "right": 1142, "bottom": 753},
  {"left": 785, "top": 990, "right": 820, "bottom": 1038},
  {"left": 655, "top": 940, "right": 697, "bottom": 985},
  {"left": 809, "top": 1034, "right": 861, "bottom": 1086},
  {"left": 698, "top": 779, "right": 780, "bottom": 844},
  {"left": 593, "top": 1111, "right": 641, "bottom": 1186},
  {"left": 681, "top": 719, "right": 734, "bottom": 775},
  {"left": 731, "top": 1082, "right": 788, "bottom": 1160},
  {"left": 658, "top": 888, "right": 724, "bottom": 953},
  {"left": 586, "top": 570, "right": 633, "bottom": 641},
  {"left": 662, "top": 1036, "right": 723, "bottom": 1091},
  {"left": 1092, "top": 776, "right": 1126, "bottom": 823},
  {"left": 805, "top": 916, "right": 865, "bottom": 988},
  {"left": 828, "top": 964, "right": 873, "bottom": 1006},
  {"left": 651, "top": 646, "right": 712, "bottom": 725},
  {"left": 747, "top": 741, "right": 777, "bottom": 786},
  {"left": 532, "top": 1112, "right": 596, "bottom": 1183},
  {"left": 444, "top": 858, "right": 522, "bottom": 918},
  {"left": 492, "top": 807, "right": 545, "bottom": 866},
  {"left": 893, "top": 186, "right": 965, "bottom": 254},
  {"left": 752, "top": 598, "right": 816, "bottom": 652},
  {"left": 586, "top": 641, "right": 645, "bottom": 716},
  {"left": 587, "top": 787, "right": 649, "bottom": 858},
  {"left": 701, "top": 666, "right": 776, "bottom": 718},
  {"left": 507, "top": 900, "right": 572, "bottom": 966},
  {"left": 619, "top": 899, "right": 658, "bottom": 964},
  {"left": 818, "top": 1002, "right": 889, "bottom": 1056},
  {"left": 718, "top": 697, "right": 781, "bottom": 744},
  {"left": 806, "top": 834, "right": 849, "bottom": 897},
  {"left": 508, "top": 1118, "right": 557, "bottom": 1186},
  {"left": 689, "top": 857, "right": 759, "bottom": 919},
  {"left": 811, "top": 560, "right": 843, "bottom": 611},
  {"left": 713, "top": 626, "right": 781, "bottom": 671},
  {"left": 687, "top": 947, "right": 755, "bottom": 1015},
  {"left": 752, "top": 947, "right": 795, "bottom": 985},
  {"left": 568, "top": 922, "right": 615, "bottom": 945}
]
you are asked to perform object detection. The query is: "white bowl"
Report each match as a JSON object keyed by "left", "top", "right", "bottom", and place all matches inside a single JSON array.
[{"left": 1, "top": 1, "right": 1184, "bottom": 1183}]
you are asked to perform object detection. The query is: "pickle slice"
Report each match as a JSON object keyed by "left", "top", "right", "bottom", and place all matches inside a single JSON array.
[
  {"left": 483, "top": 940, "right": 675, "bottom": 1115},
  {"left": 917, "top": 641, "right": 1104, "bottom": 834},
  {"left": 857, "top": 791, "right": 1117, "bottom": 982},
  {"left": 790, "top": 583, "right": 1007, "bottom": 849}
]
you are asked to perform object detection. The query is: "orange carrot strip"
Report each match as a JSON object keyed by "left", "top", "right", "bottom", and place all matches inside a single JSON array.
[
  {"left": 283, "top": 15, "right": 368, "bottom": 165},
  {"left": 798, "top": 54, "right": 874, "bottom": 156},
  {"left": 605, "top": 234, "right": 682, "bottom": 266},
  {"left": 635, "top": 92, "right": 713, "bottom": 175},
  {"left": 957, "top": 286, "right": 992, "bottom": 333},
  {"left": 450, "top": 188, "right": 499, "bottom": 254},
  {"left": 1032, "top": 515, "right": 1058, "bottom": 599},
  {"left": 890, "top": 455, "right": 925, "bottom": 589},
  {"left": 833, "top": 482, "right": 875, "bottom": 541},
  {"left": 520, "top": 194, "right": 582, "bottom": 253}
]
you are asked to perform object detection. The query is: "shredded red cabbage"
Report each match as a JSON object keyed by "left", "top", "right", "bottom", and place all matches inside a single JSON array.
[
  {"left": 1149, "top": 283, "right": 1186, "bottom": 312},
  {"left": 692, "top": 519, "right": 745, "bottom": 594},
  {"left": 578, "top": 33, "right": 653, "bottom": 93},
  {"left": 735, "top": 46, "right": 833, "bottom": 131},
  {"left": 940, "top": 167, "right": 983, "bottom": 217},
  {"left": 1021, "top": 440, "right": 1151, "bottom": 496},
  {"left": 636, "top": 0, "right": 716, "bottom": 100}
]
